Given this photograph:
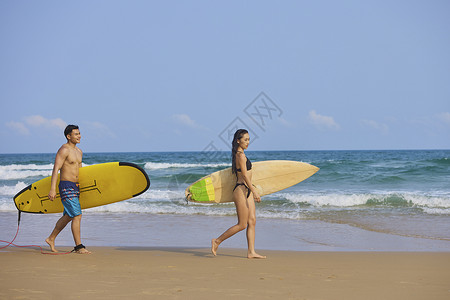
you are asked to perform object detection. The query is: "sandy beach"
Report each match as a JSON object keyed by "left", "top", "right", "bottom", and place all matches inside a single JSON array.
[
  {"left": 1, "top": 247, "right": 449, "bottom": 300},
  {"left": 1, "top": 150, "right": 449, "bottom": 299}
]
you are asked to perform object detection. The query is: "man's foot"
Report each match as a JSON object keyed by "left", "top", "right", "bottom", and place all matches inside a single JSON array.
[
  {"left": 211, "top": 239, "right": 219, "bottom": 256},
  {"left": 45, "top": 238, "right": 57, "bottom": 252},
  {"left": 248, "top": 252, "right": 266, "bottom": 259},
  {"left": 73, "top": 244, "right": 91, "bottom": 254},
  {"left": 75, "top": 247, "right": 91, "bottom": 254}
]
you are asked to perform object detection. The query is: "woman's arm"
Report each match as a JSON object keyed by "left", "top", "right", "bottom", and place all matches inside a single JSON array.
[{"left": 237, "top": 153, "right": 261, "bottom": 202}]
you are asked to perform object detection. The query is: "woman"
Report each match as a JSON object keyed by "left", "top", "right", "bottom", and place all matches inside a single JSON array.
[{"left": 211, "top": 129, "right": 266, "bottom": 259}]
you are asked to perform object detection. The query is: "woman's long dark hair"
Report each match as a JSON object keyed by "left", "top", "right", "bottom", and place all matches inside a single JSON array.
[{"left": 231, "top": 129, "right": 248, "bottom": 174}]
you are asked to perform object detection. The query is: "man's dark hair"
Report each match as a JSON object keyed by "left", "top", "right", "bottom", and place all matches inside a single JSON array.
[{"left": 64, "top": 125, "right": 79, "bottom": 138}]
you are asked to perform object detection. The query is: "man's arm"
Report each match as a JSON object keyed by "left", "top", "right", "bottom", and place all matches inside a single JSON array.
[
  {"left": 78, "top": 148, "right": 83, "bottom": 169},
  {"left": 48, "top": 147, "right": 69, "bottom": 201}
]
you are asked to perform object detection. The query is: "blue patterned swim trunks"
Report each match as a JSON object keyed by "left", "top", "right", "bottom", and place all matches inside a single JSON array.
[{"left": 59, "top": 181, "right": 81, "bottom": 218}]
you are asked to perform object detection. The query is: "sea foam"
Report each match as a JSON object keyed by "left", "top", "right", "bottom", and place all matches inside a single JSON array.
[
  {"left": 144, "top": 162, "right": 229, "bottom": 170},
  {"left": 0, "top": 182, "right": 28, "bottom": 196},
  {"left": 0, "top": 164, "right": 53, "bottom": 180},
  {"left": 277, "top": 192, "right": 450, "bottom": 210}
]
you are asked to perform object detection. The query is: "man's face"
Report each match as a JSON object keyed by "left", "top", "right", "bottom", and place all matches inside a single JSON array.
[{"left": 67, "top": 129, "right": 81, "bottom": 144}]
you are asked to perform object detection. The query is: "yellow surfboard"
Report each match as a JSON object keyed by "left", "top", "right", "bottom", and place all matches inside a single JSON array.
[
  {"left": 13, "top": 162, "right": 150, "bottom": 214},
  {"left": 185, "top": 160, "right": 319, "bottom": 203}
]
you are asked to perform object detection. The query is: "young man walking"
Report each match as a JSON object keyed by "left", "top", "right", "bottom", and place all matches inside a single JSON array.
[{"left": 46, "top": 125, "right": 90, "bottom": 254}]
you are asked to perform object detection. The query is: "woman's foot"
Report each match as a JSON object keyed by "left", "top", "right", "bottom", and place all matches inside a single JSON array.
[{"left": 248, "top": 252, "right": 266, "bottom": 259}]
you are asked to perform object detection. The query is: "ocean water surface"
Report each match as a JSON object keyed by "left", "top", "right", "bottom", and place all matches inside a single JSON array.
[{"left": 1, "top": 150, "right": 449, "bottom": 251}]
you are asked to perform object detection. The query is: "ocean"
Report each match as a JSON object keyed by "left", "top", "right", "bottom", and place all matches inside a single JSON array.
[{"left": 1, "top": 150, "right": 449, "bottom": 252}]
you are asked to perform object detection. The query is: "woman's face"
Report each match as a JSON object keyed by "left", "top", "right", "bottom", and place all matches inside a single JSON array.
[{"left": 238, "top": 133, "right": 250, "bottom": 150}]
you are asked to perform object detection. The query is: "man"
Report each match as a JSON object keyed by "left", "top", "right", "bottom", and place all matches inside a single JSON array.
[{"left": 45, "top": 125, "right": 91, "bottom": 254}]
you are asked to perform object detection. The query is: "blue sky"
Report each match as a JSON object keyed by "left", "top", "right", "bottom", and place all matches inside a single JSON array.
[{"left": 1, "top": 0, "right": 449, "bottom": 153}]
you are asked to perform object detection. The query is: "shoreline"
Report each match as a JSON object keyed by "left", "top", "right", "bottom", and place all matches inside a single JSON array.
[
  {"left": 1, "top": 212, "right": 449, "bottom": 252},
  {"left": 1, "top": 247, "right": 449, "bottom": 299}
]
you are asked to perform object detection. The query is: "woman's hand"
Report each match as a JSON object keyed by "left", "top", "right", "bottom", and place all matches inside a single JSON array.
[{"left": 252, "top": 190, "right": 261, "bottom": 203}]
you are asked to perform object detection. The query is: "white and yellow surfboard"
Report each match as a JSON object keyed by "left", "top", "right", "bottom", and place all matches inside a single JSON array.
[
  {"left": 185, "top": 160, "right": 319, "bottom": 203},
  {"left": 14, "top": 162, "right": 150, "bottom": 214}
]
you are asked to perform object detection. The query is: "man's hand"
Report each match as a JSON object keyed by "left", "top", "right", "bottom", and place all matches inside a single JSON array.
[{"left": 48, "top": 189, "right": 57, "bottom": 201}]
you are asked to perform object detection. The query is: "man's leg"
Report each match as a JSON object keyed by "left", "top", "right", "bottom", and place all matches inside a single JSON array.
[
  {"left": 71, "top": 214, "right": 91, "bottom": 254},
  {"left": 46, "top": 214, "right": 72, "bottom": 252}
]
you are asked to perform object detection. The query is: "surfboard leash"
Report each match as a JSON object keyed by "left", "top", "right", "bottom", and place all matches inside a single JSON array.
[
  {"left": 0, "top": 211, "right": 21, "bottom": 251},
  {"left": 0, "top": 211, "right": 73, "bottom": 255}
]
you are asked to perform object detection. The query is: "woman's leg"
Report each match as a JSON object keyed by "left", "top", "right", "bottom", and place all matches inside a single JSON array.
[
  {"left": 211, "top": 187, "right": 249, "bottom": 256},
  {"left": 246, "top": 192, "right": 266, "bottom": 259}
]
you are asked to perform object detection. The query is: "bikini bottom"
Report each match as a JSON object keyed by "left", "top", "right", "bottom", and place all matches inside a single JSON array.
[{"left": 233, "top": 182, "right": 251, "bottom": 198}]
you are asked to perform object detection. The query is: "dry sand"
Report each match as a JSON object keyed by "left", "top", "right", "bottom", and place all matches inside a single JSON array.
[{"left": 1, "top": 247, "right": 449, "bottom": 300}]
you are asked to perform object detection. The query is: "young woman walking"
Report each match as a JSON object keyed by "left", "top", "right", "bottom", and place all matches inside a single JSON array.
[{"left": 211, "top": 129, "right": 266, "bottom": 259}]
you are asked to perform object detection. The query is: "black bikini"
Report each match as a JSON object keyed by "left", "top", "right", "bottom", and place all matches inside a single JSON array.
[
  {"left": 233, "top": 157, "right": 253, "bottom": 198},
  {"left": 236, "top": 157, "right": 252, "bottom": 173}
]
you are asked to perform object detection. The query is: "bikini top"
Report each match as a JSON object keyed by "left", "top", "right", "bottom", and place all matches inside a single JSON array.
[{"left": 236, "top": 157, "right": 252, "bottom": 172}]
